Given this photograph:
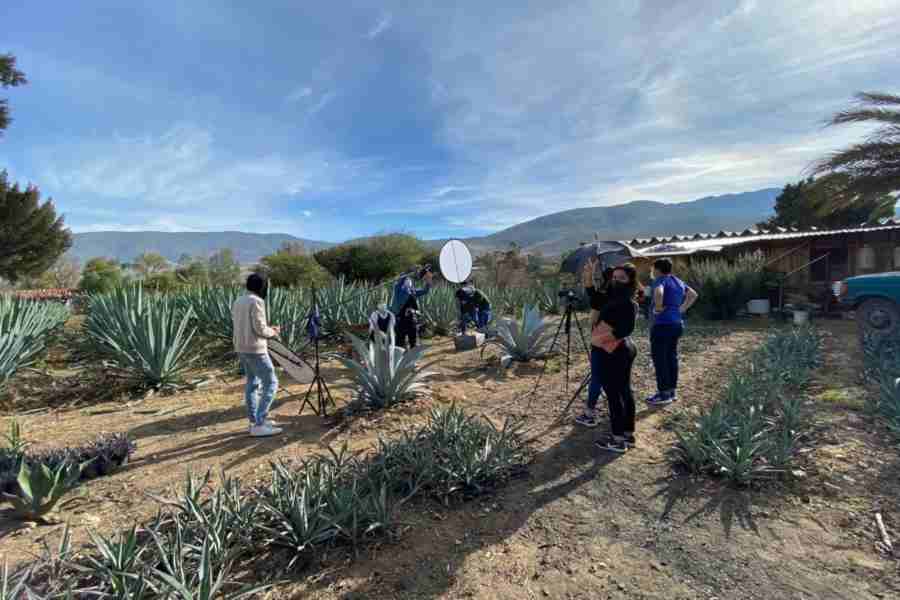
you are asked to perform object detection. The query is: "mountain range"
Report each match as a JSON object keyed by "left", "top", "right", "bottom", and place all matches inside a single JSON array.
[{"left": 68, "top": 188, "right": 780, "bottom": 262}]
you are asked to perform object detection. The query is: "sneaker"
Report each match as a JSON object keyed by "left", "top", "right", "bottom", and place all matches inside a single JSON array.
[
  {"left": 624, "top": 433, "right": 636, "bottom": 447},
  {"left": 595, "top": 438, "right": 628, "bottom": 453},
  {"left": 574, "top": 411, "right": 599, "bottom": 428},
  {"left": 249, "top": 424, "right": 283, "bottom": 437},
  {"left": 248, "top": 419, "right": 277, "bottom": 433},
  {"left": 646, "top": 394, "right": 674, "bottom": 407}
]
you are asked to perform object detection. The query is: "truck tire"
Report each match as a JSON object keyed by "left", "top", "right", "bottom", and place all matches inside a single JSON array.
[{"left": 858, "top": 298, "right": 900, "bottom": 344}]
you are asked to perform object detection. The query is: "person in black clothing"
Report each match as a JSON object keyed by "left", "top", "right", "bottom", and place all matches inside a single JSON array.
[
  {"left": 588, "top": 261, "right": 639, "bottom": 453},
  {"left": 455, "top": 281, "right": 492, "bottom": 334},
  {"left": 574, "top": 261, "right": 613, "bottom": 427}
]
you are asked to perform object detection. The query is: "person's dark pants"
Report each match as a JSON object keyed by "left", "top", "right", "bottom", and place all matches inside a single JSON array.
[
  {"left": 587, "top": 347, "right": 605, "bottom": 411},
  {"left": 395, "top": 316, "right": 418, "bottom": 348},
  {"left": 597, "top": 338, "right": 637, "bottom": 437},
  {"left": 650, "top": 323, "right": 683, "bottom": 395}
]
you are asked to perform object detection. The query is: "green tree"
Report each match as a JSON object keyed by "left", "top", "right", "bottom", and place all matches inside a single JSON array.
[
  {"left": 0, "top": 172, "right": 72, "bottom": 283},
  {"left": 0, "top": 53, "right": 27, "bottom": 135},
  {"left": 175, "top": 257, "right": 210, "bottom": 286},
  {"left": 144, "top": 271, "right": 182, "bottom": 293},
  {"left": 208, "top": 248, "right": 241, "bottom": 286},
  {"left": 758, "top": 174, "right": 894, "bottom": 230},
  {"left": 314, "top": 233, "right": 429, "bottom": 282},
  {"left": 259, "top": 250, "right": 331, "bottom": 288},
  {"left": 22, "top": 256, "right": 81, "bottom": 289},
  {"left": 79, "top": 258, "right": 125, "bottom": 294},
  {"left": 133, "top": 252, "right": 169, "bottom": 277},
  {"left": 812, "top": 91, "right": 900, "bottom": 206}
]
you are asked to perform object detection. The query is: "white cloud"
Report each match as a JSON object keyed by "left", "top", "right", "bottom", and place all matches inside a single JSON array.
[
  {"left": 413, "top": 0, "right": 900, "bottom": 231},
  {"left": 367, "top": 13, "right": 393, "bottom": 39},
  {"left": 33, "top": 123, "right": 381, "bottom": 234},
  {"left": 286, "top": 86, "right": 313, "bottom": 103}
]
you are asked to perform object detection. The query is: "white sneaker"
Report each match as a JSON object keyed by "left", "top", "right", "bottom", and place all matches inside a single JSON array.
[
  {"left": 248, "top": 419, "right": 277, "bottom": 433},
  {"left": 249, "top": 424, "right": 283, "bottom": 437}
]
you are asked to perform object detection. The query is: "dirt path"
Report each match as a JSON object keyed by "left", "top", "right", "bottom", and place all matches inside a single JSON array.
[{"left": 2, "top": 322, "right": 898, "bottom": 599}]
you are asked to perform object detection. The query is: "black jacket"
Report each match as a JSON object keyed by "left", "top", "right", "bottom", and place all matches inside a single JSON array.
[{"left": 591, "top": 288, "right": 637, "bottom": 340}]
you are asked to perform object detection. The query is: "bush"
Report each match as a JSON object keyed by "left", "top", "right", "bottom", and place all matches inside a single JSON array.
[
  {"left": 257, "top": 250, "right": 331, "bottom": 289},
  {"left": 79, "top": 258, "right": 126, "bottom": 294},
  {"left": 684, "top": 252, "right": 767, "bottom": 320},
  {"left": 314, "top": 234, "right": 431, "bottom": 282},
  {"left": 673, "top": 326, "right": 822, "bottom": 484}
]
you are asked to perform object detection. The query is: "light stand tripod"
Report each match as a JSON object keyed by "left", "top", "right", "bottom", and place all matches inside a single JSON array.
[
  {"left": 298, "top": 288, "right": 337, "bottom": 417},
  {"left": 525, "top": 292, "right": 590, "bottom": 409}
]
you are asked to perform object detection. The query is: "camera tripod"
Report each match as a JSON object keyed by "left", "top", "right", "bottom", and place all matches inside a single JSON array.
[
  {"left": 298, "top": 288, "right": 336, "bottom": 418},
  {"left": 525, "top": 293, "right": 591, "bottom": 410}
]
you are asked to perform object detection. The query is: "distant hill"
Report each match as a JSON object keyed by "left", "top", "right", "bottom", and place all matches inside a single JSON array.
[
  {"left": 69, "top": 231, "right": 334, "bottom": 263},
  {"left": 69, "top": 188, "right": 780, "bottom": 262},
  {"left": 456, "top": 188, "right": 779, "bottom": 255}
]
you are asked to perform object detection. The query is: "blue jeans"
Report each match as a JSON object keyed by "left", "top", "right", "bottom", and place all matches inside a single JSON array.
[
  {"left": 587, "top": 347, "right": 604, "bottom": 411},
  {"left": 238, "top": 353, "right": 278, "bottom": 426},
  {"left": 650, "top": 323, "right": 683, "bottom": 395}
]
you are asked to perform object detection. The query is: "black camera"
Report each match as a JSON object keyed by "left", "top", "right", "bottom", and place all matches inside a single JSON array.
[{"left": 557, "top": 289, "right": 577, "bottom": 299}]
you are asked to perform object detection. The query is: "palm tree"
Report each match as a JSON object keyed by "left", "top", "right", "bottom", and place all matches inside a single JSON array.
[{"left": 812, "top": 92, "right": 900, "bottom": 207}]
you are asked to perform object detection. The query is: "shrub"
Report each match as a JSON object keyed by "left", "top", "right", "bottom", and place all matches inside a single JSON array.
[
  {"left": 314, "top": 234, "right": 430, "bottom": 282},
  {"left": 684, "top": 252, "right": 767, "bottom": 320}
]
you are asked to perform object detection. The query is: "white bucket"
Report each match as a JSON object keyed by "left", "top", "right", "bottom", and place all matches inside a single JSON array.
[
  {"left": 793, "top": 310, "right": 809, "bottom": 325},
  {"left": 747, "top": 299, "right": 770, "bottom": 315}
]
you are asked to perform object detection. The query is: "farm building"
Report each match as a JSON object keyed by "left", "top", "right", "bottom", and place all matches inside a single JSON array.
[{"left": 629, "top": 219, "right": 900, "bottom": 305}]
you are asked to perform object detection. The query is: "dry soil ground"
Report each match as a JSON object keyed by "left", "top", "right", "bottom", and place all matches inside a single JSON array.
[{"left": 1, "top": 319, "right": 898, "bottom": 599}]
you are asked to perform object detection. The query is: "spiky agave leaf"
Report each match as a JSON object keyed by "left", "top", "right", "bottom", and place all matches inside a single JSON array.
[
  {"left": 339, "top": 331, "right": 432, "bottom": 409},
  {"left": 84, "top": 285, "right": 198, "bottom": 390},
  {"left": 491, "top": 304, "right": 551, "bottom": 365}
]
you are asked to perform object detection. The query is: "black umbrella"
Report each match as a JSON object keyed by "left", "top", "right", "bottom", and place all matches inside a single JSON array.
[{"left": 560, "top": 241, "right": 645, "bottom": 275}]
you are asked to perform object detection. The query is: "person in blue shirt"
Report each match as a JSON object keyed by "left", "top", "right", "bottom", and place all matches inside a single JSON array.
[
  {"left": 646, "top": 258, "right": 698, "bottom": 407},
  {"left": 390, "top": 266, "right": 433, "bottom": 348}
]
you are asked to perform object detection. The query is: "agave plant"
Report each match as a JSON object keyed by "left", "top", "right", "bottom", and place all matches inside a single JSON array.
[
  {"left": 181, "top": 286, "right": 242, "bottom": 346},
  {"left": 338, "top": 330, "right": 432, "bottom": 409},
  {"left": 84, "top": 285, "right": 198, "bottom": 391},
  {"left": 420, "top": 285, "right": 458, "bottom": 336},
  {"left": 485, "top": 304, "right": 552, "bottom": 368},
  {"left": 4, "top": 458, "right": 86, "bottom": 521},
  {"left": 0, "top": 296, "right": 69, "bottom": 390},
  {"left": 266, "top": 287, "right": 310, "bottom": 350}
]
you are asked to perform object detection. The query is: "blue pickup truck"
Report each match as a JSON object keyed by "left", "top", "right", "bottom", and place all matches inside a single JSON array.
[{"left": 839, "top": 272, "right": 900, "bottom": 340}]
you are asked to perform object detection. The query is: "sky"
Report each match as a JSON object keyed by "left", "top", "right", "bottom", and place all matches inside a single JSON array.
[{"left": 1, "top": 0, "right": 899, "bottom": 242}]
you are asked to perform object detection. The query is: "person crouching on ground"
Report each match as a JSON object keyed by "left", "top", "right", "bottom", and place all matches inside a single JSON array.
[
  {"left": 574, "top": 258, "right": 613, "bottom": 428},
  {"left": 590, "top": 263, "right": 640, "bottom": 453},
  {"left": 646, "top": 258, "right": 698, "bottom": 407},
  {"left": 231, "top": 273, "right": 282, "bottom": 437},
  {"left": 390, "top": 265, "right": 434, "bottom": 349},
  {"left": 456, "top": 280, "right": 492, "bottom": 334}
]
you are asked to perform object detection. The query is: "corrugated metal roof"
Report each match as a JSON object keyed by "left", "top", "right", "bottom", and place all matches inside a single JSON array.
[{"left": 633, "top": 219, "right": 900, "bottom": 257}]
